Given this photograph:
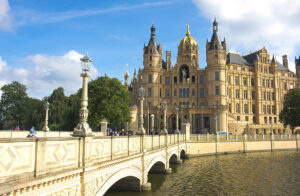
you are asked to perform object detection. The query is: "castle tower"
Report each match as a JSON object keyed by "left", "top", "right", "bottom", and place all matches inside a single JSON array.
[
  {"left": 124, "top": 64, "right": 130, "bottom": 89},
  {"left": 205, "top": 18, "right": 227, "bottom": 133},
  {"left": 296, "top": 56, "right": 300, "bottom": 78},
  {"left": 143, "top": 23, "right": 162, "bottom": 68}
]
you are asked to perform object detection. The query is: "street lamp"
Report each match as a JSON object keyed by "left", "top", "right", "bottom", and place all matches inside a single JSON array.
[
  {"left": 175, "top": 107, "right": 180, "bottom": 134},
  {"left": 215, "top": 115, "right": 218, "bottom": 134},
  {"left": 42, "top": 101, "right": 50, "bottom": 131},
  {"left": 73, "top": 53, "right": 93, "bottom": 137},
  {"left": 137, "top": 87, "right": 146, "bottom": 135},
  {"left": 161, "top": 100, "right": 168, "bottom": 134}
]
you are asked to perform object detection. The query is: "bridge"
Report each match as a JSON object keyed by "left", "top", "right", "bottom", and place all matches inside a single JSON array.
[{"left": 0, "top": 124, "right": 299, "bottom": 196}]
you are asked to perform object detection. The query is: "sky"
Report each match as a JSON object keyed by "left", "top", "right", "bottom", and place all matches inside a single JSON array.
[{"left": 0, "top": 0, "right": 299, "bottom": 99}]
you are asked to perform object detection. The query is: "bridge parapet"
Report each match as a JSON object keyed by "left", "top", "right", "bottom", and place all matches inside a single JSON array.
[{"left": 0, "top": 134, "right": 186, "bottom": 195}]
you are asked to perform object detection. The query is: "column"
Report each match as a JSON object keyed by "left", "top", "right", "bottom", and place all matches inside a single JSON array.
[
  {"left": 175, "top": 108, "right": 179, "bottom": 133},
  {"left": 150, "top": 114, "right": 154, "bottom": 134},
  {"left": 201, "top": 113, "right": 204, "bottom": 133},
  {"left": 137, "top": 97, "right": 146, "bottom": 134}
]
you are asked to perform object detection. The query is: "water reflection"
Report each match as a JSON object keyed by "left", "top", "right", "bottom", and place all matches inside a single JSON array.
[{"left": 106, "top": 151, "right": 300, "bottom": 196}]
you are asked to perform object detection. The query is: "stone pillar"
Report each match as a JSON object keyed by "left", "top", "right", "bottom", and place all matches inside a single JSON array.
[
  {"left": 192, "top": 114, "right": 196, "bottom": 133},
  {"left": 137, "top": 97, "right": 146, "bottom": 135},
  {"left": 73, "top": 73, "right": 93, "bottom": 137},
  {"left": 182, "top": 123, "right": 191, "bottom": 141},
  {"left": 42, "top": 106, "right": 49, "bottom": 132},
  {"left": 100, "top": 119, "right": 107, "bottom": 136},
  {"left": 161, "top": 101, "right": 168, "bottom": 134},
  {"left": 175, "top": 108, "right": 179, "bottom": 133},
  {"left": 150, "top": 114, "right": 154, "bottom": 134}
]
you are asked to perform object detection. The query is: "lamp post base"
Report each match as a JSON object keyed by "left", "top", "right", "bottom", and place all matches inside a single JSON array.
[
  {"left": 42, "top": 126, "right": 50, "bottom": 132},
  {"left": 136, "top": 127, "right": 146, "bottom": 135},
  {"left": 160, "top": 129, "right": 168, "bottom": 135},
  {"left": 72, "top": 122, "right": 93, "bottom": 137},
  {"left": 174, "top": 129, "right": 180, "bottom": 134}
]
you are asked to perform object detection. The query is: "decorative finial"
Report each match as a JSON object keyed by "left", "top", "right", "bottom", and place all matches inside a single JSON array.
[
  {"left": 186, "top": 24, "right": 190, "bottom": 36},
  {"left": 126, "top": 64, "right": 128, "bottom": 72}
]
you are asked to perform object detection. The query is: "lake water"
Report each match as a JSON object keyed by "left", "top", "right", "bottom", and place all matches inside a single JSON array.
[{"left": 106, "top": 151, "right": 300, "bottom": 196}]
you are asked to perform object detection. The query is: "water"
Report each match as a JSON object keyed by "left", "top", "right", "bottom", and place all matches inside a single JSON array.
[{"left": 106, "top": 151, "right": 300, "bottom": 196}]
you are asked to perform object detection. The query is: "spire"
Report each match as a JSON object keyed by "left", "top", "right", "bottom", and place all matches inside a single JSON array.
[
  {"left": 133, "top": 68, "right": 137, "bottom": 81},
  {"left": 186, "top": 24, "right": 190, "bottom": 36},
  {"left": 145, "top": 23, "right": 158, "bottom": 54},
  {"left": 208, "top": 17, "right": 223, "bottom": 50},
  {"left": 271, "top": 54, "right": 276, "bottom": 64},
  {"left": 213, "top": 17, "right": 218, "bottom": 32}
]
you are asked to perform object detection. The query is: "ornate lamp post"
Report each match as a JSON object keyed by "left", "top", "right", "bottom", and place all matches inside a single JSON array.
[
  {"left": 42, "top": 102, "right": 50, "bottom": 131},
  {"left": 175, "top": 107, "right": 180, "bottom": 134},
  {"left": 161, "top": 101, "right": 168, "bottom": 134},
  {"left": 73, "top": 53, "right": 93, "bottom": 137},
  {"left": 137, "top": 87, "right": 146, "bottom": 135},
  {"left": 215, "top": 115, "right": 218, "bottom": 134}
]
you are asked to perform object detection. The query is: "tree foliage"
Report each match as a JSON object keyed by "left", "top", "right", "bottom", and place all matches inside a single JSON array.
[
  {"left": 87, "top": 76, "right": 131, "bottom": 130},
  {"left": 0, "top": 81, "right": 29, "bottom": 128},
  {"left": 279, "top": 88, "right": 300, "bottom": 131}
]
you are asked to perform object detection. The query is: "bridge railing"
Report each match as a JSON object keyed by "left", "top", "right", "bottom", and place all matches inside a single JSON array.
[
  {"left": 190, "top": 134, "right": 299, "bottom": 142},
  {"left": 0, "top": 133, "right": 186, "bottom": 187}
]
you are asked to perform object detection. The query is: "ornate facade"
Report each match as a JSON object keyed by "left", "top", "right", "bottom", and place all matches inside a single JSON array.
[{"left": 127, "top": 19, "right": 300, "bottom": 135}]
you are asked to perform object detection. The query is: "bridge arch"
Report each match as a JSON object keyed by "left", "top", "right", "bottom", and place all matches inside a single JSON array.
[
  {"left": 146, "top": 155, "right": 166, "bottom": 174},
  {"left": 168, "top": 150, "right": 179, "bottom": 164},
  {"left": 96, "top": 167, "right": 142, "bottom": 196},
  {"left": 180, "top": 149, "right": 186, "bottom": 159}
]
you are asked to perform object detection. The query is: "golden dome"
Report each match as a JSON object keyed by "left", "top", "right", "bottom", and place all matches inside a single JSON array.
[{"left": 178, "top": 24, "right": 198, "bottom": 50}]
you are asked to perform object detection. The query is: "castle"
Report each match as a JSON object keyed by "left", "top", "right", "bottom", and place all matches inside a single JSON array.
[{"left": 125, "top": 19, "right": 300, "bottom": 135}]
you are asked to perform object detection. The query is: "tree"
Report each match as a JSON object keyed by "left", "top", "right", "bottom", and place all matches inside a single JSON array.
[
  {"left": 48, "top": 87, "right": 68, "bottom": 130},
  {"left": 87, "top": 76, "right": 131, "bottom": 130},
  {"left": 61, "top": 94, "right": 80, "bottom": 131},
  {"left": 279, "top": 88, "right": 300, "bottom": 132},
  {"left": 0, "top": 81, "right": 29, "bottom": 128},
  {"left": 23, "top": 98, "right": 44, "bottom": 130}
]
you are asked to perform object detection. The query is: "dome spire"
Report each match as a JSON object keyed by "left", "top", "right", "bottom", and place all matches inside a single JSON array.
[
  {"left": 186, "top": 24, "right": 190, "bottom": 36},
  {"left": 213, "top": 17, "right": 218, "bottom": 32}
]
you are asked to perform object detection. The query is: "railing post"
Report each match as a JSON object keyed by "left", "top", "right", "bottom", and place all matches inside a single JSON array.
[
  {"left": 128, "top": 135, "right": 130, "bottom": 156},
  {"left": 296, "top": 134, "right": 299, "bottom": 151},
  {"left": 159, "top": 134, "right": 161, "bottom": 148},
  {"left": 152, "top": 134, "right": 154, "bottom": 150},
  {"left": 111, "top": 136, "right": 113, "bottom": 160}
]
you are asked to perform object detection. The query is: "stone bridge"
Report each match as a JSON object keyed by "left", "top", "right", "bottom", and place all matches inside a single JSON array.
[
  {"left": 0, "top": 133, "right": 187, "bottom": 196},
  {"left": 1, "top": 125, "right": 299, "bottom": 196}
]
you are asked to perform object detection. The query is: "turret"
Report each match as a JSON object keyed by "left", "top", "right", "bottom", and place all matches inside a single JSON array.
[
  {"left": 143, "top": 23, "right": 162, "bottom": 68},
  {"left": 282, "top": 55, "right": 288, "bottom": 68},
  {"left": 296, "top": 56, "right": 300, "bottom": 78}
]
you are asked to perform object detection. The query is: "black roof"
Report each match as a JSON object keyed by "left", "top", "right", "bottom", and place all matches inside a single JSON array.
[
  {"left": 208, "top": 32, "right": 223, "bottom": 50},
  {"left": 144, "top": 24, "right": 159, "bottom": 54},
  {"left": 227, "top": 53, "right": 251, "bottom": 66}
]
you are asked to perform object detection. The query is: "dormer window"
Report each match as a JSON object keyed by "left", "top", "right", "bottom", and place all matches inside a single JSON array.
[
  {"left": 214, "top": 45, "right": 217, "bottom": 50},
  {"left": 150, "top": 56, "right": 152, "bottom": 61},
  {"left": 150, "top": 49, "right": 152, "bottom": 54}
]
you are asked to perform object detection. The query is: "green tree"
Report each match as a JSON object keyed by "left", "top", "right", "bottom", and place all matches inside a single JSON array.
[
  {"left": 279, "top": 88, "right": 300, "bottom": 132},
  {"left": 23, "top": 98, "right": 44, "bottom": 130},
  {"left": 48, "top": 87, "right": 68, "bottom": 130},
  {"left": 0, "top": 81, "right": 28, "bottom": 128},
  {"left": 61, "top": 94, "right": 80, "bottom": 131},
  {"left": 87, "top": 76, "right": 131, "bottom": 130}
]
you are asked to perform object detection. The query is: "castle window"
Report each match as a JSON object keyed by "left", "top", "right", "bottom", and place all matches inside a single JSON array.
[
  {"left": 216, "top": 101, "right": 219, "bottom": 105},
  {"left": 160, "top": 89, "right": 162, "bottom": 97},
  {"left": 180, "top": 65, "right": 190, "bottom": 82},
  {"left": 263, "top": 92, "right": 266, "bottom": 100},
  {"left": 148, "top": 88, "right": 152, "bottom": 97},
  {"left": 214, "top": 52, "right": 218, "bottom": 57},
  {"left": 200, "top": 75, "right": 204, "bottom": 84},
  {"left": 272, "top": 92, "right": 275, "bottom": 100},
  {"left": 193, "top": 56, "right": 196, "bottom": 65},
  {"left": 215, "top": 86, "right": 220, "bottom": 95},
  {"left": 150, "top": 49, "right": 152, "bottom": 54},
  {"left": 243, "top": 77, "right": 247, "bottom": 86},
  {"left": 264, "top": 117, "right": 267, "bottom": 124},
  {"left": 150, "top": 56, "right": 152, "bottom": 61},
  {"left": 244, "top": 90, "right": 248, "bottom": 99},
  {"left": 160, "top": 76, "right": 162, "bottom": 83},
  {"left": 237, "top": 116, "right": 240, "bottom": 121},
  {"left": 266, "top": 80, "right": 269, "bottom": 87},
  {"left": 149, "top": 64, "right": 152, "bottom": 66},
  {"left": 235, "top": 76, "right": 239, "bottom": 85},
  {"left": 199, "top": 102, "right": 205, "bottom": 106},
  {"left": 236, "top": 103, "right": 240, "bottom": 113},
  {"left": 192, "top": 89, "right": 195, "bottom": 96},
  {"left": 252, "top": 105, "right": 256, "bottom": 113},
  {"left": 174, "top": 89, "right": 177, "bottom": 96},
  {"left": 253, "top": 117, "right": 256, "bottom": 124},
  {"left": 263, "top": 105, "right": 266, "bottom": 114},
  {"left": 192, "top": 76, "right": 195, "bottom": 83},
  {"left": 267, "top": 92, "right": 270, "bottom": 100},
  {"left": 229, "top": 104, "right": 231, "bottom": 112},
  {"left": 187, "top": 88, "right": 190, "bottom": 97},
  {"left": 272, "top": 105, "right": 275, "bottom": 114},
  {"left": 235, "top": 89, "right": 240, "bottom": 98},
  {"left": 148, "top": 74, "right": 152, "bottom": 83},
  {"left": 252, "top": 91, "right": 255, "bottom": 99},
  {"left": 200, "top": 88, "right": 205, "bottom": 98},
  {"left": 183, "top": 88, "right": 186, "bottom": 97},
  {"left": 174, "top": 76, "right": 177, "bottom": 84},
  {"left": 165, "top": 89, "right": 170, "bottom": 98},
  {"left": 215, "top": 72, "right": 220, "bottom": 81},
  {"left": 214, "top": 45, "right": 217, "bottom": 50},
  {"left": 262, "top": 79, "right": 265, "bottom": 87},
  {"left": 233, "top": 67, "right": 237, "bottom": 70},
  {"left": 244, "top": 104, "right": 248, "bottom": 114},
  {"left": 271, "top": 80, "right": 274, "bottom": 88},
  {"left": 180, "top": 89, "right": 182, "bottom": 97},
  {"left": 251, "top": 78, "right": 254, "bottom": 86},
  {"left": 165, "top": 77, "right": 170, "bottom": 85},
  {"left": 241, "top": 68, "right": 245, "bottom": 71},
  {"left": 284, "top": 83, "right": 287, "bottom": 90},
  {"left": 245, "top": 116, "right": 249, "bottom": 121},
  {"left": 274, "top": 117, "right": 277, "bottom": 123}
]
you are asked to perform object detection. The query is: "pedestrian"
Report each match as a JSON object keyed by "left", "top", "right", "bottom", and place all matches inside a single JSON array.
[{"left": 28, "top": 126, "right": 36, "bottom": 137}]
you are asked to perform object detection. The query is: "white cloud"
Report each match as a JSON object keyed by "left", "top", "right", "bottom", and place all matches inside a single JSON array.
[
  {"left": 193, "top": 0, "right": 300, "bottom": 72},
  {"left": 0, "top": 0, "right": 13, "bottom": 31},
  {"left": 0, "top": 51, "right": 99, "bottom": 99}
]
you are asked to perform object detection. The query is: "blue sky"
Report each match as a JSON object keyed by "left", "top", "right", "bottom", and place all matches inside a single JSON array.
[{"left": 0, "top": 0, "right": 299, "bottom": 98}]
